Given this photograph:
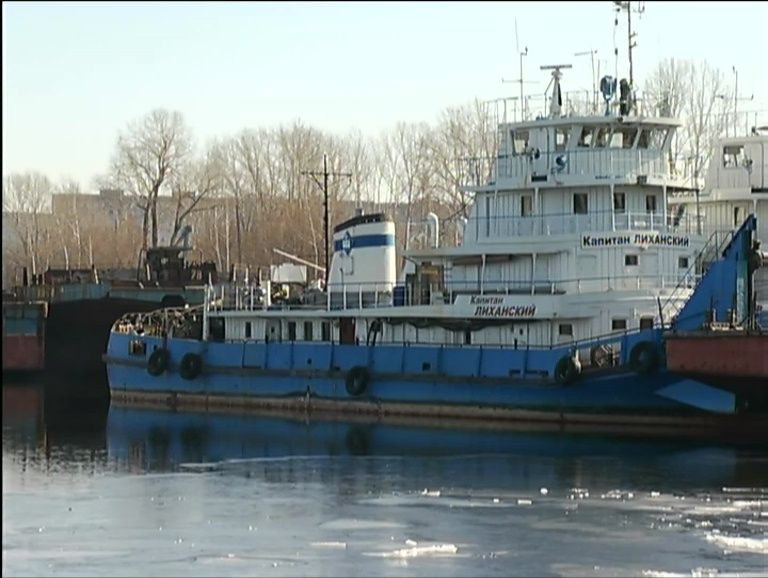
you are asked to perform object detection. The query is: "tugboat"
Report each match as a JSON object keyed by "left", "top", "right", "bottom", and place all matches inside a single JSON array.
[{"left": 103, "top": 65, "right": 766, "bottom": 431}]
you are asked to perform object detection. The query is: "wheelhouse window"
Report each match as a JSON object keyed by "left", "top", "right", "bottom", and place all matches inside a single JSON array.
[
  {"left": 646, "top": 195, "right": 657, "bottom": 213},
  {"left": 648, "top": 128, "right": 669, "bottom": 149},
  {"left": 512, "top": 130, "right": 530, "bottom": 155},
  {"left": 555, "top": 127, "right": 569, "bottom": 151},
  {"left": 573, "top": 193, "right": 588, "bottom": 215},
  {"left": 611, "top": 318, "right": 627, "bottom": 331},
  {"left": 609, "top": 127, "right": 638, "bottom": 148},
  {"left": 578, "top": 127, "right": 595, "bottom": 147},
  {"left": 637, "top": 129, "right": 650, "bottom": 149},
  {"left": 723, "top": 145, "right": 745, "bottom": 168},
  {"left": 625, "top": 255, "right": 639, "bottom": 266},
  {"left": 613, "top": 192, "right": 626, "bottom": 213},
  {"left": 640, "top": 317, "right": 655, "bottom": 330},
  {"left": 521, "top": 195, "right": 533, "bottom": 217},
  {"left": 594, "top": 127, "right": 611, "bottom": 148},
  {"left": 558, "top": 323, "right": 573, "bottom": 336}
]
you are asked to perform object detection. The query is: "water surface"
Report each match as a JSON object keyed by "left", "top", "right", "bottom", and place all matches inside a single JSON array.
[{"left": 3, "top": 382, "right": 767, "bottom": 577}]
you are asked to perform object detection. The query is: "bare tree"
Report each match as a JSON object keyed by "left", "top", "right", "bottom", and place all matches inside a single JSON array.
[
  {"left": 431, "top": 99, "right": 496, "bottom": 220},
  {"left": 168, "top": 142, "right": 223, "bottom": 247},
  {"left": 2, "top": 172, "right": 54, "bottom": 277},
  {"left": 110, "top": 109, "right": 193, "bottom": 251},
  {"left": 686, "top": 62, "right": 732, "bottom": 181},
  {"left": 643, "top": 59, "right": 732, "bottom": 183}
]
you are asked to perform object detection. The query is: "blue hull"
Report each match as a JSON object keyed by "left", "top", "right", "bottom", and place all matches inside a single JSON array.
[
  {"left": 105, "top": 332, "right": 759, "bottom": 427},
  {"left": 105, "top": 216, "right": 765, "bottom": 429}
]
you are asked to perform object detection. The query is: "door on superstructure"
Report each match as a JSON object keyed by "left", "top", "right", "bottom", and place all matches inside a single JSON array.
[
  {"left": 340, "top": 318, "right": 356, "bottom": 344},
  {"left": 639, "top": 251, "right": 659, "bottom": 291}
]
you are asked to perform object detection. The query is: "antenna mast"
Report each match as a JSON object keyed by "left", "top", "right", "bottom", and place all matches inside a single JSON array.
[
  {"left": 540, "top": 64, "right": 572, "bottom": 118},
  {"left": 613, "top": 1, "right": 644, "bottom": 90}
]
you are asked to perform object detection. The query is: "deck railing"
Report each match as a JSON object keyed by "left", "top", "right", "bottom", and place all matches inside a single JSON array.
[{"left": 466, "top": 209, "right": 706, "bottom": 239}]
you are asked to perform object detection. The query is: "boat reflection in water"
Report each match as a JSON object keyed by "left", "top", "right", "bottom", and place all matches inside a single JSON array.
[{"left": 106, "top": 405, "right": 768, "bottom": 490}]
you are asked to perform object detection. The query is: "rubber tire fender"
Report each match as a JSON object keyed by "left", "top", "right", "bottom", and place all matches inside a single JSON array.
[
  {"left": 345, "top": 366, "right": 370, "bottom": 397},
  {"left": 554, "top": 355, "right": 580, "bottom": 385},
  {"left": 629, "top": 341, "right": 659, "bottom": 374},
  {"left": 179, "top": 352, "right": 203, "bottom": 380},
  {"left": 147, "top": 348, "right": 170, "bottom": 376}
]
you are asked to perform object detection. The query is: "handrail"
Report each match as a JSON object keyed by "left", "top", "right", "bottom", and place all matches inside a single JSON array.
[{"left": 657, "top": 228, "right": 730, "bottom": 323}]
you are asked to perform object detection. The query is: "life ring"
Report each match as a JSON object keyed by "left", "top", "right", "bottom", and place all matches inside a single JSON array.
[
  {"left": 554, "top": 355, "right": 581, "bottom": 385},
  {"left": 147, "top": 348, "right": 169, "bottom": 376},
  {"left": 179, "top": 352, "right": 203, "bottom": 380},
  {"left": 345, "top": 366, "right": 370, "bottom": 397},
  {"left": 629, "top": 341, "right": 659, "bottom": 374}
]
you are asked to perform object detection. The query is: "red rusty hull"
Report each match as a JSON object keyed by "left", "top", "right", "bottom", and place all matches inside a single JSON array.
[
  {"left": 666, "top": 333, "right": 768, "bottom": 379},
  {"left": 3, "top": 335, "right": 46, "bottom": 372}
]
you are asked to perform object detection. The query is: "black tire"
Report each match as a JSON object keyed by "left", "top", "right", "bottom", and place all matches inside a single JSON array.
[
  {"left": 345, "top": 366, "right": 370, "bottom": 397},
  {"left": 147, "top": 348, "right": 169, "bottom": 376},
  {"left": 554, "top": 355, "right": 580, "bottom": 385},
  {"left": 179, "top": 352, "right": 203, "bottom": 380},
  {"left": 629, "top": 341, "right": 659, "bottom": 374}
]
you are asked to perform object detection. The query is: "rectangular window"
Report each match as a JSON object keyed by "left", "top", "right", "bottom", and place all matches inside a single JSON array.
[
  {"left": 129, "top": 340, "right": 147, "bottom": 357},
  {"left": 288, "top": 321, "right": 296, "bottom": 341},
  {"left": 734, "top": 206, "right": 742, "bottom": 228},
  {"left": 637, "top": 129, "right": 650, "bottom": 149},
  {"left": 640, "top": 317, "right": 655, "bottom": 330},
  {"left": 556, "top": 127, "right": 569, "bottom": 151},
  {"left": 625, "top": 255, "right": 639, "bottom": 266},
  {"left": 595, "top": 127, "right": 611, "bottom": 148},
  {"left": 611, "top": 318, "right": 627, "bottom": 331},
  {"left": 558, "top": 323, "right": 573, "bottom": 336},
  {"left": 512, "top": 130, "right": 530, "bottom": 155},
  {"left": 618, "top": 127, "right": 638, "bottom": 149},
  {"left": 573, "top": 193, "right": 588, "bottom": 215},
  {"left": 646, "top": 195, "right": 657, "bottom": 213},
  {"left": 723, "top": 145, "right": 745, "bottom": 168},
  {"left": 464, "top": 329, "right": 472, "bottom": 344},
  {"left": 245, "top": 321, "right": 252, "bottom": 339},
  {"left": 521, "top": 195, "right": 533, "bottom": 217},
  {"left": 304, "top": 321, "right": 313, "bottom": 341},
  {"left": 613, "top": 192, "right": 626, "bottom": 213},
  {"left": 578, "top": 127, "right": 594, "bottom": 147},
  {"left": 678, "top": 256, "right": 689, "bottom": 269},
  {"left": 321, "top": 322, "right": 331, "bottom": 342}
]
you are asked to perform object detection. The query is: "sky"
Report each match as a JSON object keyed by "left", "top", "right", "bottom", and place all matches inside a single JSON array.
[{"left": 3, "top": 1, "right": 768, "bottom": 191}]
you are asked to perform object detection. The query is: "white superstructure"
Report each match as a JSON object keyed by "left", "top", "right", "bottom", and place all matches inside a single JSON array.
[
  {"left": 202, "top": 66, "right": 730, "bottom": 367},
  {"left": 669, "top": 128, "right": 768, "bottom": 313}
]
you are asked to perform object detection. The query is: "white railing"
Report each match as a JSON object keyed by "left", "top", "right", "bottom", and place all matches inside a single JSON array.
[
  {"left": 205, "top": 272, "right": 699, "bottom": 314},
  {"left": 469, "top": 209, "right": 706, "bottom": 240}
]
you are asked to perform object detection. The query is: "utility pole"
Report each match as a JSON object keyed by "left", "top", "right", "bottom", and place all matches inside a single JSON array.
[{"left": 302, "top": 154, "right": 352, "bottom": 289}]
